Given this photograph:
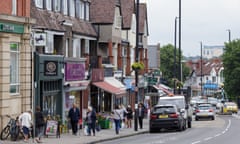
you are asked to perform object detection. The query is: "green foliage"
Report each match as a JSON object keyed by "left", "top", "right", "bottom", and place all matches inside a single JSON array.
[
  {"left": 131, "top": 62, "right": 144, "bottom": 70},
  {"left": 160, "top": 44, "right": 190, "bottom": 87},
  {"left": 222, "top": 39, "right": 240, "bottom": 99}
]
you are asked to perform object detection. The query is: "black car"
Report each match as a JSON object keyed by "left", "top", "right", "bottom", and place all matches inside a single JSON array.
[{"left": 149, "top": 104, "right": 185, "bottom": 132}]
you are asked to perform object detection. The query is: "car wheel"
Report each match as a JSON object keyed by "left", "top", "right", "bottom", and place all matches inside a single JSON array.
[
  {"left": 212, "top": 116, "right": 215, "bottom": 120},
  {"left": 195, "top": 117, "right": 198, "bottom": 121}
]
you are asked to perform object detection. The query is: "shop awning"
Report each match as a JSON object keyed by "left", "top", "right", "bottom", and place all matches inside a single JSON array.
[
  {"left": 92, "top": 77, "right": 126, "bottom": 96},
  {"left": 64, "top": 80, "right": 90, "bottom": 92},
  {"left": 153, "top": 84, "right": 174, "bottom": 96}
]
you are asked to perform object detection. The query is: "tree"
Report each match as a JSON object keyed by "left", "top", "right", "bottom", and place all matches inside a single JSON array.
[
  {"left": 160, "top": 44, "right": 190, "bottom": 87},
  {"left": 222, "top": 39, "right": 240, "bottom": 101}
]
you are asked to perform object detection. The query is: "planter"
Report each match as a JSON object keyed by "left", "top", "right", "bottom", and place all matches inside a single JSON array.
[{"left": 98, "top": 119, "right": 110, "bottom": 129}]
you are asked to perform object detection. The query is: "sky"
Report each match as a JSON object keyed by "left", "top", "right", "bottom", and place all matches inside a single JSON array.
[{"left": 143, "top": 0, "right": 240, "bottom": 57}]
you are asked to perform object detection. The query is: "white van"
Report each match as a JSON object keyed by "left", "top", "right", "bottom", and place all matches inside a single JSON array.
[{"left": 158, "top": 95, "right": 192, "bottom": 129}]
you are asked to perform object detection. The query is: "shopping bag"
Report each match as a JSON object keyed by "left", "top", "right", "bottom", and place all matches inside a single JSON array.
[{"left": 84, "top": 125, "right": 88, "bottom": 136}]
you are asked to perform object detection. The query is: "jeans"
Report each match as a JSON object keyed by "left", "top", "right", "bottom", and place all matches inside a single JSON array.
[
  {"left": 36, "top": 126, "right": 45, "bottom": 139},
  {"left": 87, "top": 122, "right": 96, "bottom": 135},
  {"left": 114, "top": 119, "right": 120, "bottom": 134}
]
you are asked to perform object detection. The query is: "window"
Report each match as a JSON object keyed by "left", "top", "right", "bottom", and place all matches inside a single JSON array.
[
  {"left": 85, "top": 2, "right": 90, "bottom": 21},
  {"left": 10, "top": 43, "right": 19, "bottom": 94},
  {"left": 115, "top": 16, "right": 122, "bottom": 28},
  {"left": 35, "top": 0, "right": 43, "bottom": 8},
  {"left": 76, "top": 0, "right": 84, "bottom": 19},
  {"left": 69, "top": 0, "right": 75, "bottom": 17},
  {"left": 62, "top": 0, "right": 68, "bottom": 15},
  {"left": 65, "top": 38, "right": 69, "bottom": 57},
  {"left": 12, "top": 0, "right": 17, "bottom": 15},
  {"left": 85, "top": 39, "right": 89, "bottom": 54},
  {"left": 53, "top": 0, "right": 61, "bottom": 12},
  {"left": 73, "top": 39, "right": 80, "bottom": 58},
  {"left": 45, "top": 0, "right": 52, "bottom": 11}
]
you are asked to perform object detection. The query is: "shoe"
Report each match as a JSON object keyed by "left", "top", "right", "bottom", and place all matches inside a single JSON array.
[{"left": 35, "top": 138, "right": 42, "bottom": 143}]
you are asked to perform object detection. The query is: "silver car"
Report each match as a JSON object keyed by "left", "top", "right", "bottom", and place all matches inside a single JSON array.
[{"left": 195, "top": 103, "right": 215, "bottom": 121}]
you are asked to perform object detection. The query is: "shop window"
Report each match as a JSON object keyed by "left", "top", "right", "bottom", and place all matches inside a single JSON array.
[{"left": 10, "top": 43, "right": 19, "bottom": 94}]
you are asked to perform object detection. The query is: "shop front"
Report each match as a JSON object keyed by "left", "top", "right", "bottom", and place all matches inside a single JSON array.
[
  {"left": 34, "top": 53, "right": 64, "bottom": 120},
  {"left": 63, "top": 58, "right": 89, "bottom": 123}
]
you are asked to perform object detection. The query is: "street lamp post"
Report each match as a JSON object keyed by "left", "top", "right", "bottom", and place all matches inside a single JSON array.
[
  {"left": 226, "top": 29, "right": 231, "bottom": 42},
  {"left": 174, "top": 17, "right": 178, "bottom": 94},
  {"left": 134, "top": 0, "right": 140, "bottom": 131},
  {"left": 178, "top": 0, "right": 182, "bottom": 94},
  {"left": 200, "top": 42, "right": 203, "bottom": 96}
]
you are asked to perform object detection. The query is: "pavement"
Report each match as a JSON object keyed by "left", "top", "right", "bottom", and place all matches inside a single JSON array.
[{"left": 0, "top": 119, "right": 149, "bottom": 144}]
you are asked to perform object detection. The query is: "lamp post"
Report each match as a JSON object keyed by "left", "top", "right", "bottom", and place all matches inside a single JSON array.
[
  {"left": 178, "top": 0, "right": 182, "bottom": 86},
  {"left": 200, "top": 42, "right": 203, "bottom": 96},
  {"left": 226, "top": 29, "right": 231, "bottom": 42},
  {"left": 174, "top": 17, "right": 178, "bottom": 94},
  {"left": 134, "top": 0, "right": 140, "bottom": 131}
]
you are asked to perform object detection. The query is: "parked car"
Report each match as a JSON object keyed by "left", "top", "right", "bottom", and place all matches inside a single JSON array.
[
  {"left": 149, "top": 104, "right": 185, "bottom": 132},
  {"left": 195, "top": 103, "right": 215, "bottom": 121},
  {"left": 224, "top": 102, "right": 238, "bottom": 114}
]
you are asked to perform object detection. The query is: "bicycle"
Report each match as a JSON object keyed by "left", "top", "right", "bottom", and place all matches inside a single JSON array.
[{"left": 0, "top": 115, "right": 21, "bottom": 141}]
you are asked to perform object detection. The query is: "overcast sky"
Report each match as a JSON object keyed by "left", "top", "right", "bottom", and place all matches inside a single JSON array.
[{"left": 144, "top": 0, "right": 240, "bottom": 57}]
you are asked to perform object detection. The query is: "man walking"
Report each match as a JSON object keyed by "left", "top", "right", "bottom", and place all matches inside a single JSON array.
[
  {"left": 138, "top": 103, "right": 145, "bottom": 129},
  {"left": 68, "top": 103, "right": 80, "bottom": 135}
]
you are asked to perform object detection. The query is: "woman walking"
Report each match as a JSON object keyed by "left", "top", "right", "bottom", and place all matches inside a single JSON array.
[
  {"left": 35, "top": 106, "right": 45, "bottom": 143},
  {"left": 112, "top": 105, "right": 122, "bottom": 134},
  {"left": 86, "top": 106, "right": 97, "bottom": 136},
  {"left": 126, "top": 105, "right": 133, "bottom": 128}
]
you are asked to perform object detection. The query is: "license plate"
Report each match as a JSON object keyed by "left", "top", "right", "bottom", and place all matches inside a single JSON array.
[{"left": 159, "top": 115, "right": 168, "bottom": 118}]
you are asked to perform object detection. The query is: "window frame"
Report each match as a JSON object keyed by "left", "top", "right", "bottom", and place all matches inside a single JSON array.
[
  {"left": 35, "top": 0, "right": 43, "bottom": 8},
  {"left": 10, "top": 42, "right": 20, "bottom": 94},
  {"left": 12, "top": 0, "right": 17, "bottom": 15}
]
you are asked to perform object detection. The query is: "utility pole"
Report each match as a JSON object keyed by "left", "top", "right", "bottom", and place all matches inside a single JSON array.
[
  {"left": 134, "top": 0, "right": 140, "bottom": 131},
  {"left": 178, "top": 0, "right": 182, "bottom": 94},
  {"left": 174, "top": 17, "right": 178, "bottom": 94},
  {"left": 200, "top": 42, "right": 203, "bottom": 96}
]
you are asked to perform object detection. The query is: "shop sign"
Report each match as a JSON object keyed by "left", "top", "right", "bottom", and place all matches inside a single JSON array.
[
  {"left": 34, "top": 33, "right": 46, "bottom": 46},
  {"left": 65, "top": 62, "right": 85, "bottom": 81},
  {"left": 44, "top": 61, "right": 58, "bottom": 76},
  {"left": 0, "top": 22, "right": 24, "bottom": 34}
]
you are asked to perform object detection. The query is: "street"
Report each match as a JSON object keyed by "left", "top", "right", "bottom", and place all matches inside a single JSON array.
[{"left": 98, "top": 115, "right": 239, "bottom": 144}]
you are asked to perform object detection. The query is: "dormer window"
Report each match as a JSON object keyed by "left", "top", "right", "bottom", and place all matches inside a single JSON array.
[{"left": 115, "top": 16, "right": 122, "bottom": 29}]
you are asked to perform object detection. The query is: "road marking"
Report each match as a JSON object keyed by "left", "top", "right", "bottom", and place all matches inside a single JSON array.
[
  {"left": 191, "top": 119, "right": 231, "bottom": 144},
  {"left": 192, "top": 141, "right": 201, "bottom": 144},
  {"left": 204, "top": 137, "right": 213, "bottom": 141}
]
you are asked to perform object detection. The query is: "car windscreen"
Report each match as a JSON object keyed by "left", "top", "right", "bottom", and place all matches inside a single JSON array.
[
  {"left": 153, "top": 106, "right": 176, "bottom": 114},
  {"left": 159, "top": 99, "right": 185, "bottom": 109}
]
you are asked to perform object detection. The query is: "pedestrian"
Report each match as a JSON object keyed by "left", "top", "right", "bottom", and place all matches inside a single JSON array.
[
  {"left": 111, "top": 105, "right": 122, "bottom": 134},
  {"left": 35, "top": 106, "right": 45, "bottom": 143},
  {"left": 68, "top": 103, "right": 80, "bottom": 135},
  {"left": 119, "top": 104, "right": 127, "bottom": 128},
  {"left": 138, "top": 103, "right": 145, "bottom": 129},
  {"left": 126, "top": 105, "right": 133, "bottom": 128},
  {"left": 19, "top": 110, "right": 33, "bottom": 143},
  {"left": 86, "top": 106, "right": 97, "bottom": 136}
]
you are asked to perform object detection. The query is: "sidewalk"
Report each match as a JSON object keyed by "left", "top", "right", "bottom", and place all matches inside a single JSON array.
[{"left": 0, "top": 119, "right": 149, "bottom": 144}]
